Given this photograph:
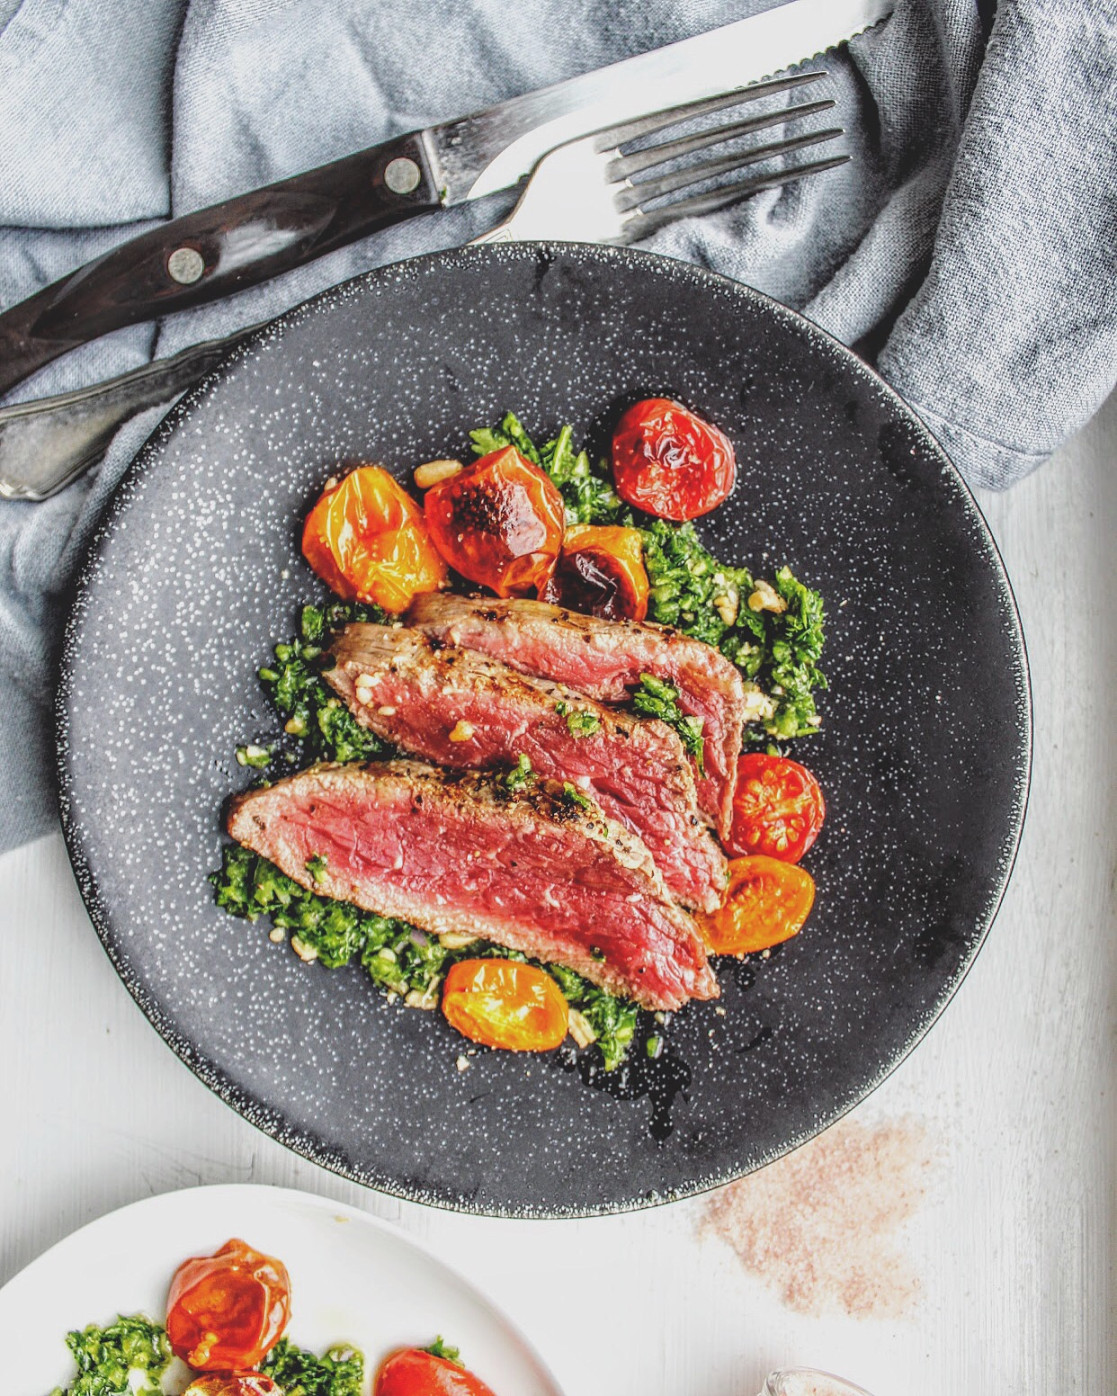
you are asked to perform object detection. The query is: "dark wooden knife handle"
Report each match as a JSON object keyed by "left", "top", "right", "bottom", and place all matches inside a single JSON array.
[{"left": 0, "top": 130, "right": 440, "bottom": 398}]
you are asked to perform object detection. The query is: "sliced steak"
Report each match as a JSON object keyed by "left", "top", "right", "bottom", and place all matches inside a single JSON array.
[
  {"left": 227, "top": 760, "right": 718, "bottom": 1010},
  {"left": 323, "top": 624, "right": 727, "bottom": 913},
  {"left": 406, "top": 593, "right": 747, "bottom": 840}
]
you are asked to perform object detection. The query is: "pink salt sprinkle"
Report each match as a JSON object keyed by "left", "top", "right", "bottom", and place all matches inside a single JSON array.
[{"left": 702, "top": 1116, "right": 933, "bottom": 1319}]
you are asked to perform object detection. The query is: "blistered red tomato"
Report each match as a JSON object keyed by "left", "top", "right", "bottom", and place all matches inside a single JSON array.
[
  {"left": 442, "top": 959, "right": 569, "bottom": 1051},
  {"left": 183, "top": 1376, "right": 281, "bottom": 1396},
  {"left": 302, "top": 465, "right": 448, "bottom": 612},
  {"left": 166, "top": 1238, "right": 291, "bottom": 1372},
  {"left": 611, "top": 398, "right": 736, "bottom": 521},
  {"left": 697, "top": 855, "right": 814, "bottom": 956},
  {"left": 423, "top": 446, "right": 565, "bottom": 597},
  {"left": 376, "top": 1347, "right": 498, "bottom": 1396},
  {"left": 728, "top": 753, "right": 826, "bottom": 862},
  {"left": 539, "top": 524, "right": 649, "bottom": 621}
]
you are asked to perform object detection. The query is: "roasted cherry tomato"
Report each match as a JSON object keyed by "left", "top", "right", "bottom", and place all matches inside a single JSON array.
[
  {"left": 611, "top": 397, "right": 736, "bottom": 521},
  {"left": 184, "top": 1377, "right": 281, "bottom": 1396},
  {"left": 697, "top": 855, "right": 814, "bottom": 956},
  {"left": 166, "top": 1238, "right": 291, "bottom": 1372},
  {"left": 539, "top": 524, "right": 649, "bottom": 621},
  {"left": 441, "top": 959, "right": 569, "bottom": 1052},
  {"left": 728, "top": 753, "right": 826, "bottom": 862},
  {"left": 423, "top": 446, "right": 565, "bottom": 597},
  {"left": 376, "top": 1347, "right": 498, "bottom": 1396},
  {"left": 302, "top": 465, "right": 448, "bottom": 613}
]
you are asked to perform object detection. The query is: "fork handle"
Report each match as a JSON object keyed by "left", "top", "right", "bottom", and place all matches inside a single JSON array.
[{"left": 0, "top": 130, "right": 440, "bottom": 399}]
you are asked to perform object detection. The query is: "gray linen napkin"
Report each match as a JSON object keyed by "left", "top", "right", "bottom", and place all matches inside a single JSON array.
[{"left": 0, "top": 0, "right": 1114, "bottom": 853}]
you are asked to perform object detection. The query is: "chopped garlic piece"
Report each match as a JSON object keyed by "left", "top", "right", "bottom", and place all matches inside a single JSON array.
[
  {"left": 747, "top": 579, "right": 787, "bottom": 613},
  {"left": 439, "top": 931, "right": 479, "bottom": 950},
  {"left": 414, "top": 458, "right": 464, "bottom": 489},
  {"left": 740, "top": 682, "right": 778, "bottom": 723},
  {"left": 405, "top": 982, "right": 440, "bottom": 1010},
  {"left": 567, "top": 1008, "right": 598, "bottom": 1049},
  {"left": 448, "top": 720, "right": 475, "bottom": 743},
  {"left": 713, "top": 589, "right": 739, "bottom": 627}
]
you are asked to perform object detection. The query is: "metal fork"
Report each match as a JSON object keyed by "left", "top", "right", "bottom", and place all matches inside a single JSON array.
[
  {"left": 0, "top": 73, "right": 843, "bottom": 501},
  {"left": 474, "top": 72, "right": 844, "bottom": 246}
]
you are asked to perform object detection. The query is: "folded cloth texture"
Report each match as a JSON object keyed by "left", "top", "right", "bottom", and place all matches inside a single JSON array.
[{"left": 0, "top": 0, "right": 1114, "bottom": 853}]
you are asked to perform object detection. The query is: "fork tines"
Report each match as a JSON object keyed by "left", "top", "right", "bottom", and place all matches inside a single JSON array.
[{"left": 599, "top": 71, "right": 847, "bottom": 236}]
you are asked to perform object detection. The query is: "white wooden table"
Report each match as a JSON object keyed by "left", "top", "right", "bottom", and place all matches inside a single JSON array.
[{"left": 3, "top": 393, "right": 1114, "bottom": 1396}]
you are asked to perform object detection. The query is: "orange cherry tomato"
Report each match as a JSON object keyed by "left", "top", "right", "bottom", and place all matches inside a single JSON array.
[
  {"left": 728, "top": 753, "right": 826, "bottom": 862},
  {"left": 423, "top": 446, "right": 565, "bottom": 597},
  {"left": 539, "top": 524, "right": 650, "bottom": 621},
  {"left": 611, "top": 398, "right": 736, "bottom": 521},
  {"left": 166, "top": 1238, "right": 291, "bottom": 1372},
  {"left": 697, "top": 856, "right": 814, "bottom": 956},
  {"left": 441, "top": 959, "right": 569, "bottom": 1051},
  {"left": 302, "top": 465, "right": 449, "bottom": 613},
  {"left": 376, "top": 1348, "right": 498, "bottom": 1396},
  {"left": 184, "top": 1377, "right": 281, "bottom": 1396}
]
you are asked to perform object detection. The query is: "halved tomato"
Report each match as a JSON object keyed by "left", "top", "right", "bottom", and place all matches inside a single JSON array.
[
  {"left": 424, "top": 446, "right": 565, "bottom": 597},
  {"left": 539, "top": 524, "right": 649, "bottom": 621},
  {"left": 728, "top": 753, "right": 826, "bottom": 862},
  {"left": 611, "top": 398, "right": 735, "bottom": 521},
  {"left": 697, "top": 855, "right": 814, "bottom": 956},
  {"left": 166, "top": 1238, "right": 291, "bottom": 1372},
  {"left": 302, "top": 464, "right": 448, "bottom": 612},
  {"left": 376, "top": 1348, "right": 498, "bottom": 1396},
  {"left": 441, "top": 959, "right": 569, "bottom": 1051}
]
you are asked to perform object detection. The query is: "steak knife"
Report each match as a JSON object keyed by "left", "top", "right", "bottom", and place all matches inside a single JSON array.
[{"left": 0, "top": 0, "right": 891, "bottom": 402}]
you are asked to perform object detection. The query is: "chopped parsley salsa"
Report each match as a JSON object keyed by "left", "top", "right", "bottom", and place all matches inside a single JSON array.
[
  {"left": 633, "top": 673, "right": 705, "bottom": 771},
  {"left": 46, "top": 1323, "right": 405, "bottom": 1396},
  {"left": 262, "top": 1337, "right": 364, "bottom": 1396},
  {"left": 50, "top": 1317, "right": 170, "bottom": 1396},
  {"left": 472, "top": 412, "right": 826, "bottom": 740},
  {"left": 257, "top": 601, "right": 390, "bottom": 764}
]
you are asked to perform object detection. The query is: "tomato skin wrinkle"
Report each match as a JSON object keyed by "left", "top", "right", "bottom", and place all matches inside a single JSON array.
[
  {"left": 376, "top": 1348, "right": 498, "bottom": 1396},
  {"left": 611, "top": 398, "right": 736, "bottom": 522},
  {"left": 425, "top": 446, "right": 565, "bottom": 598},
  {"left": 728, "top": 753, "right": 826, "bottom": 863},
  {"left": 539, "top": 524, "right": 649, "bottom": 621},
  {"left": 441, "top": 959, "right": 569, "bottom": 1051},
  {"left": 166, "top": 1238, "right": 291, "bottom": 1373},
  {"left": 302, "top": 465, "right": 448, "bottom": 612}
]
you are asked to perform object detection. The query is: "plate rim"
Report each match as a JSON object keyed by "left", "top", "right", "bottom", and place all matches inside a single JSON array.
[
  {"left": 0, "top": 1181, "right": 565, "bottom": 1393},
  {"left": 54, "top": 240, "right": 1033, "bottom": 1217}
]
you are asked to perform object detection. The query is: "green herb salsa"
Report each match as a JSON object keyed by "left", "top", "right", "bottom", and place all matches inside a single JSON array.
[
  {"left": 49, "top": 1321, "right": 361, "bottom": 1396},
  {"left": 213, "top": 413, "right": 826, "bottom": 1071},
  {"left": 49, "top": 1324, "right": 477, "bottom": 1396}
]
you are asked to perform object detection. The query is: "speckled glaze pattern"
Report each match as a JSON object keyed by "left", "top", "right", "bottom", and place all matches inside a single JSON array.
[{"left": 56, "top": 244, "right": 1030, "bottom": 1217}]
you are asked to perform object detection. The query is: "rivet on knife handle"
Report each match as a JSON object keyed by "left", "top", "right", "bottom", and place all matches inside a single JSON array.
[{"left": 0, "top": 132, "right": 441, "bottom": 400}]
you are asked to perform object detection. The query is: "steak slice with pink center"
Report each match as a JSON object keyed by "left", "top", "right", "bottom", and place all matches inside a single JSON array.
[
  {"left": 406, "top": 593, "right": 747, "bottom": 841},
  {"left": 323, "top": 623, "right": 726, "bottom": 913},
  {"left": 226, "top": 760, "right": 718, "bottom": 1010}
]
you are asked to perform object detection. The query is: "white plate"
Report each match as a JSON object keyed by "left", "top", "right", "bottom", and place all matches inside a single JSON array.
[{"left": 0, "top": 1184, "right": 563, "bottom": 1395}]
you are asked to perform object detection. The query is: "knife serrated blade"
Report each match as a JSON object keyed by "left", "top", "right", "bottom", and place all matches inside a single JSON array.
[{"left": 432, "top": 0, "right": 893, "bottom": 201}]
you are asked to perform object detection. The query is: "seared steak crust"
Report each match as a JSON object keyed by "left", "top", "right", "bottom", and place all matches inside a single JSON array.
[
  {"left": 406, "top": 593, "right": 747, "bottom": 840},
  {"left": 227, "top": 761, "right": 718, "bottom": 1010},
  {"left": 324, "top": 623, "right": 727, "bottom": 912}
]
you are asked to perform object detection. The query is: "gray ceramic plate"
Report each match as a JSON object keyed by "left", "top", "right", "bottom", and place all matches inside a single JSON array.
[{"left": 57, "top": 243, "right": 1030, "bottom": 1216}]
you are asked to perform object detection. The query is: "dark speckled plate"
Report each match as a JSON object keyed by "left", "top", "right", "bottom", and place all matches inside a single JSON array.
[{"left": 57, "top": 243, "right": 1030, "bottom": 1216}]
